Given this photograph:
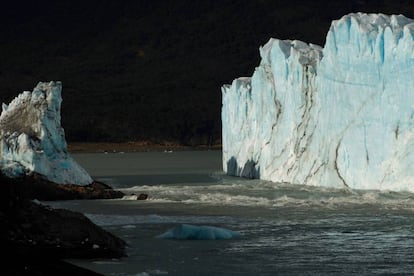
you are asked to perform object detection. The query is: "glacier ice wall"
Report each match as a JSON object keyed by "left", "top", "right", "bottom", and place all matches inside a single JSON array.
[
  {"left": 0, "top": 81, "right": 93, "bottom": 185},
  {"left": 222, "top": 13, "right": 414, "bottom": 192}
]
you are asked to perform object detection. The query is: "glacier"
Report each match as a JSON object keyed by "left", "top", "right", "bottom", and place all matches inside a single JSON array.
[
  {"left": 0, "top": 81, "right": 93, "bottom": 185},
  {"left": 222, "top": 13, "right": 414, "bottom": 192}
]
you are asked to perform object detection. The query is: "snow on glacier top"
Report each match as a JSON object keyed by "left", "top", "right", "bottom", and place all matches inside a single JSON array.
[
  {"left": 259, "top": 38, "right": 323, "bottom": 67},
  {"left": 332, "top": 13, "right": 414, "bottom": 34}
]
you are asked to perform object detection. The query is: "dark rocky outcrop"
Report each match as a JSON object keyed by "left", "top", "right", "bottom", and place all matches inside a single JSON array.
[
  {"left": 8, "top": 173, "right": 124, "bottom": 201},
  {"left": 1, "top": 173, "right": 126, "bottom": 275},
  {"left": 2, "top": 200, "right": 126, "bottom": 258}
]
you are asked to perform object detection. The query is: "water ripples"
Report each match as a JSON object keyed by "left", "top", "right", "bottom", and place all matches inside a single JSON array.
[{"left": 118, "top": 175, "right": 414, "bottom": 211}]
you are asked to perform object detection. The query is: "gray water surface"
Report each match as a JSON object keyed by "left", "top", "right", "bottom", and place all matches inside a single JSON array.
[{"left": 46, "top": 151, "right": 414, "bottom": 275}]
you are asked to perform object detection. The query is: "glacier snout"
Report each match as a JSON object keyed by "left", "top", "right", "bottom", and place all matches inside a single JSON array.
[
  {"left": 222, "top": 13, "right": 414, "bottom": 192},
  {"left": 0, "top": 81, "right": 93, "bottom": 185}
]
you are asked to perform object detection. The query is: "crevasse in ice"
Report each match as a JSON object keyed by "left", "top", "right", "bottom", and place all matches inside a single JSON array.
[
  {"left": 0, "top": 81, "right": 93, "bottom": 185},
  {"left": 222, "top": 13, "right": 414, "bottom": 192}
]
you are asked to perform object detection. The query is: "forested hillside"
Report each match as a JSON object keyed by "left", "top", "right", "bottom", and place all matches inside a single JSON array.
[{"left": 1, "top": 0, "right": 413, "bottom": 145}]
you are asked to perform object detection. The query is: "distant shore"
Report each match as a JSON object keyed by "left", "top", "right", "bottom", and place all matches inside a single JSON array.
[{"left": 67, "top": 141, "right": 222, "bottom": 153}]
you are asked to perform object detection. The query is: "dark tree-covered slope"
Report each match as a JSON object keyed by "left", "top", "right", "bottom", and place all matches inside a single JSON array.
[{"left": 1, "top": 0, "right": 414, "bottom": 144}]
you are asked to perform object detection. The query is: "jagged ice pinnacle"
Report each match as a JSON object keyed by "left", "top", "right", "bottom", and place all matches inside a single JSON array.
[
  {"left": 0, "top": 81, "right": 93, "bottom": 185},
  {"left": 222, "top": 13, "right": 414, "bottom": 192}
]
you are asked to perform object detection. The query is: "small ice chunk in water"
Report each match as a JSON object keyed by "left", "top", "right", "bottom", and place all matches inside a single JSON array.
[{"left": 156, "top": 224, "right": 240, "bottom": 240}]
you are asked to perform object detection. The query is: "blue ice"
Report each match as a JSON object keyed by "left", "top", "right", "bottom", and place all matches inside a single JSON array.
[{"left": 156, "top": 224, "right": 240, "bottom": 240}]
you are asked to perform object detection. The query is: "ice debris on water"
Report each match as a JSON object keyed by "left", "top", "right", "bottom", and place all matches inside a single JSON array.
[{"left": 156, "top": 224, "right": 240, "bottom": 240}]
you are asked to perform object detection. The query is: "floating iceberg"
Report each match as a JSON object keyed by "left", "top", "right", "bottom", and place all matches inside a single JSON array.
[
  {"left": 222, "top": 13, "right": 414, "bottom": 192},
  {"left": 0, "top": 81, "right": 93, "bottom": 185},
  {"left": 157, "top": 224, "right": 240, "bottom": 240}
]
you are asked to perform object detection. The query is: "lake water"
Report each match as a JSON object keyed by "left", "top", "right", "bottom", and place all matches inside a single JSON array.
[{"left": 47, "top": 151, "right": 414, "bottom": 275}]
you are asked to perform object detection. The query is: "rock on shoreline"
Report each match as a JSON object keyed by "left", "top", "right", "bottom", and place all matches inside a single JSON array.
[
  {"left": 1, "top": 173, "right": 126, "bottom": 275},
  {"left": 16, "top": 173, "right": 124, "bottom": 200}
]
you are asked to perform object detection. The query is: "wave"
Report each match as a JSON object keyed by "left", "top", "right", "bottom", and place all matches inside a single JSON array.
[{"left": 116, "top": 177, "right": 414, "bottom": 210}]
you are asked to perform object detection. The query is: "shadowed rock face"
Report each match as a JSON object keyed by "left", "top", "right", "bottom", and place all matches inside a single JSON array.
[
  {"left": 3, "top": 199, "right": 127, "bottom": 259},
  {"left": 13, "top": 173, "right": 124, "bottom": 200},
  {"left": 0, "top": 173, "right": 126, "bottom": 275},
  {"left": 0, "top": 81, "right": 93, "bottom": 185}
]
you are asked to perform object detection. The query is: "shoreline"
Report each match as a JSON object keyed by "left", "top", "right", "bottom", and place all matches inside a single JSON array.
[
  {"left": 1, "top": 173, "right": 126, "bottom": 276},
  {"left": 68, "top": 141, "right": 222, "bottom": 153}
]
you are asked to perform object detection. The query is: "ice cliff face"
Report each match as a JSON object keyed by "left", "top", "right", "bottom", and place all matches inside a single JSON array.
[
  {"left": 222, "top": 13, "right": 414, "bottom": 192},
  {"left": 0, "top": 81, "right": 93, "bottom": 185}
]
